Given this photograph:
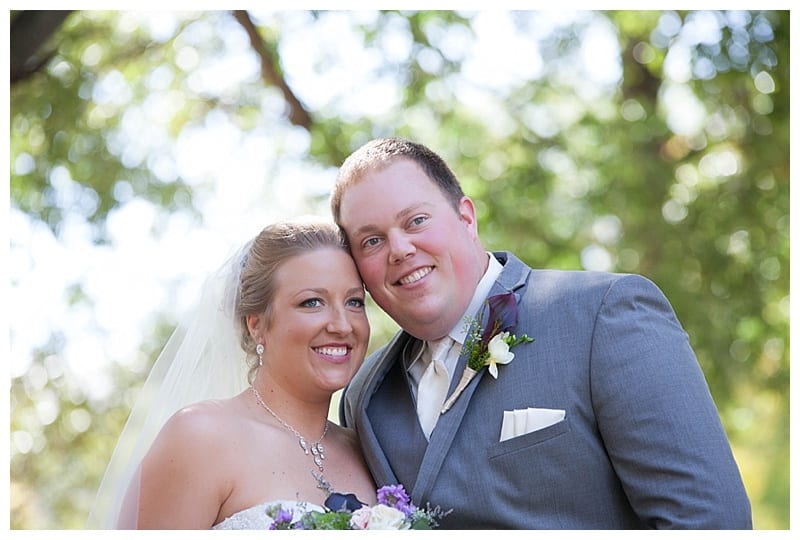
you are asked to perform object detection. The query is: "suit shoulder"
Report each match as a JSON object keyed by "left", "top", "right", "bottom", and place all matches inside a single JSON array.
[
  {"left": 526, "top": 267, "right": 621, "bottom": 290},
  {"left": 498, "top": 251, "right": 656, "bottom": 292},
  {"left": 523, "top": 268, "right": 665, "bottom": 306},
  {"left": 529, "top": 267, "right": 655, "bottom": 287}
]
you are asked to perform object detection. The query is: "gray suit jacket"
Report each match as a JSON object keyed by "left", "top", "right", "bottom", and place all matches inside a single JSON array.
[{"left": 341, "top": 251, "right": 751, "bottom": 529}]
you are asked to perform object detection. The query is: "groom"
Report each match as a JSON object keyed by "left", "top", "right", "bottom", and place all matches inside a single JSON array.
[{"left": 331, "top": 137, "right": 751, "bottom": 529}]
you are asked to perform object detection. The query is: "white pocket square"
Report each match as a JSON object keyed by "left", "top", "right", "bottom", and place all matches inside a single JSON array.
[{"left": 500, "top": 407, "right": 566, "bottom": 442}]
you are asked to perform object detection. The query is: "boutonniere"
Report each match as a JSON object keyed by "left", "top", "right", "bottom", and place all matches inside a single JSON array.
[{"left": 440, "top": 292, "right": 533, "bottom": 414}]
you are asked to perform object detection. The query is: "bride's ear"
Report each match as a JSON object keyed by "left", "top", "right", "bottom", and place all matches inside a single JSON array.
[{"left": 246, "top": 314, "right": 262, "bottom": 341}]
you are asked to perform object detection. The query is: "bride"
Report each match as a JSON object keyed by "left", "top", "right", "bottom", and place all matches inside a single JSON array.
[{"left": 86, "top": 220, "right": 377, "bottom": 529}]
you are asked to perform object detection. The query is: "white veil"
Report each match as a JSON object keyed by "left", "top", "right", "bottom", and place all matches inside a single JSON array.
[{"left": 85, "top": 242, "right": 253, "bottom": 529}]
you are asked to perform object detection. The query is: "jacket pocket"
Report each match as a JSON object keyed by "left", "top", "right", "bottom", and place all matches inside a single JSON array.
[{"left": 487, "top": 416, "right": 571, "bottom": 459}]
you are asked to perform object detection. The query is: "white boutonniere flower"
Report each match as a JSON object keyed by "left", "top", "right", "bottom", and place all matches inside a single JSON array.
[{"left": 486, "top": 331, "right": 515, "bottom": 378}]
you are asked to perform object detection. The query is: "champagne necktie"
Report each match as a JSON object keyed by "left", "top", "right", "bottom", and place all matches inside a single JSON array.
[{"left": 416, "top": 337, "right": 452, "bottom": 439}]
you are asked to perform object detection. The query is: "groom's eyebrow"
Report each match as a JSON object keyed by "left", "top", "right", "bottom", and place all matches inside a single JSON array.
[
  {"left": 350, "top": 203, "right": 429, "bottom": 237},
  {"left": 350, "top": 223, "right": 380, "bottom": 238},
  {"left": 395, "top": 204, "right": 426, "bottom": 221}
]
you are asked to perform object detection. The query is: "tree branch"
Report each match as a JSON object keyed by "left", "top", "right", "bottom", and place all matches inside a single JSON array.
[
  {"left": 10, "top": 10, "right": 73, "bottom": 84},
  {"left": 231, "top": 10, "right": 312, "bottom": 130}
]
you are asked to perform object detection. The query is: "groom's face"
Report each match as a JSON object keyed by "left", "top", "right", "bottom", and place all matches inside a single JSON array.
[{"left": 338, "top": 158, "right": 485, "bottom": 341}]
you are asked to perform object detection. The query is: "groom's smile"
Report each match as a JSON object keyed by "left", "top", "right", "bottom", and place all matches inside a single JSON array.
[{"left": 396, "top": 265, "right": 434, "bottom": 286}]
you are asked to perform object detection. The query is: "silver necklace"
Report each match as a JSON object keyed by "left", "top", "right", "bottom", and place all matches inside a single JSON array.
[{"left": 250, "top": 386, "right": 328, "bottom": 472}]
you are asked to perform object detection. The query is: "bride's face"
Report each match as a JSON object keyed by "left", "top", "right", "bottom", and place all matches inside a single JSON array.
[{"left": 261, "top": 247, "right": 370, "bottom": 396}]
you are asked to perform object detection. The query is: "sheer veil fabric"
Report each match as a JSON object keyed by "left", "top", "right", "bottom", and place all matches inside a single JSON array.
[{"left": 85, "top": 243, "right": 252, "bottom": 529}]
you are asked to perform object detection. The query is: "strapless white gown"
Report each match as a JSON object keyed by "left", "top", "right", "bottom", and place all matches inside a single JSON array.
[{"left": 212, "top": 500, "right": 325, "bottom": 530}]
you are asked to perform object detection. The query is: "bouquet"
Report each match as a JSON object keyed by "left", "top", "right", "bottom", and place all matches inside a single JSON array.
[{"left": 267, "top": 484, "right": 450, "bottom": 530}]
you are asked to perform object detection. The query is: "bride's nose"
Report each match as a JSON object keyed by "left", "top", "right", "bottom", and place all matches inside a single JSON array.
[{"left": 326, "top": 305, "right": 354, "bottom": 334}]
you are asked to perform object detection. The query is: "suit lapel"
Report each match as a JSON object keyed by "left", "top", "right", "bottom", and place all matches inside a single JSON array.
[
  {"left": 368, "top": 355, "right": 429, "bottom": 488},
  {"left": 410, "top": 345, "right": 486, "bottom": 503},
  {"left": 411, "top": 252, "right": 531, "bottom": 504},
  {"left": 357, "top": 333, "right": 426, "bottom": 487},
  {"left": 353, "top": 333, "right": 410, "bottom": 486}
]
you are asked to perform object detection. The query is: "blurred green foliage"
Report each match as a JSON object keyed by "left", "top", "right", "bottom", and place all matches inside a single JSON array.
[{"left": 9, "top": 10, "right": 788, "bottom": 529}]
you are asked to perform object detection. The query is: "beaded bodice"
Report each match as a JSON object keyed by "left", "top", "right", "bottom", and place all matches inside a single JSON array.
[{"left": 211, "top": 500, "right": 324, "bottom": 530}]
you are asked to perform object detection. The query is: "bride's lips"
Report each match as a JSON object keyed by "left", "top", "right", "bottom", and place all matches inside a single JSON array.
[{"left": 395, "top": 266, "right": 434, "bottom": 286}]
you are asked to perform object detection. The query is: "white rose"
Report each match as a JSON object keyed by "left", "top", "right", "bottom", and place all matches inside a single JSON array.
[
  {"left": 486, "top": 332, "right": 514, "bottom": 378},
  {"left": 367, "top": 504, "right": 410, "bottom": 530},
  {"left": 349, "top": 506, "right": 372, "bottom": 530}
]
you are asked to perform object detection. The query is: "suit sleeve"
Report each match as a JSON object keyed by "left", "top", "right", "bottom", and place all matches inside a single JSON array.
[
  {"left": 338, "top": 352, "right": 376, "bottom": 429},
  {"left": 590, "top": 274, "right": 751, "bottom": 529},
  {"left": 338, "top": 383, "right": 353, "bottom": 428},
  {"left": 338, "top": 343, "right": 391, "bottom": 429}
]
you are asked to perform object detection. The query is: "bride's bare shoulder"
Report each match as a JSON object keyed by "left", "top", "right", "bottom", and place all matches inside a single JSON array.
[{"left": 157, "top": 394, "right": 248, "bottom": 444}]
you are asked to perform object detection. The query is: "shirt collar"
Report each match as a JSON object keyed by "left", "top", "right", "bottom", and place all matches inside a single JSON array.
[{"left": 450, "top": 252, "right": 503, "bottom": 345}]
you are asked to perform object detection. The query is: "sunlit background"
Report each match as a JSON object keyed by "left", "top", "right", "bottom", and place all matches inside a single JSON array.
[{"left": 8, "top": 9, "right": 790, "bottom": 529}]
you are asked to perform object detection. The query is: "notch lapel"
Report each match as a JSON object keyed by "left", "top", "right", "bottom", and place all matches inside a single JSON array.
[
  {"left": 356, "top": 332, "right": 426, "bottom": 488},
  {"left": 410, "top": 252, "right": 531, "bottom": 504}
]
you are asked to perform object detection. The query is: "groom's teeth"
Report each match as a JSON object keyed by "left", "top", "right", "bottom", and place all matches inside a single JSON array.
[
  {"left": 315, "top": 346, "right": 347, "bottom": 357},
  {"left": 399, "top": 267, "right": 432, "bottom": 285}
]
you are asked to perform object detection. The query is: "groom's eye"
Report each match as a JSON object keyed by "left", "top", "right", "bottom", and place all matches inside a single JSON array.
[{"left": 362, "top": 237, "right": 381, "bottom": 249}]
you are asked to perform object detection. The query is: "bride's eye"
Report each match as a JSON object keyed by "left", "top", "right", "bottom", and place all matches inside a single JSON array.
[
  {"left": 347, "top": 297, "right": 366, "bottom": 309},
  {"left": 300, "top": 298, "right": 323, "bottom": 308}
]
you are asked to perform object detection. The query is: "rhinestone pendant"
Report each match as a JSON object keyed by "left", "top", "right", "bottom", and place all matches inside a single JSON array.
[
  {"left": 299, "top": 437, "right": 309, "bottom": 455},
  {"left": 313, "top": 443, "right": 325, "bottom": 461},
  {"left": 314, "top": 455, "right": 324, "bottom": 471}
]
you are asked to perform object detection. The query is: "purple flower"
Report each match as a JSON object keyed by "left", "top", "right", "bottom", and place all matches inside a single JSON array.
[
  {"left": 268, "top": 506, "right": 295, "bottom": 530},
  {"left": 377, "top": 484, "right": 415, "bottom": 517},
  {"left": 481, "top": 292, "right": 519, "bottom": 344},
  {"left": 461, "top": 290, "right": 531, "bottom": 376}
]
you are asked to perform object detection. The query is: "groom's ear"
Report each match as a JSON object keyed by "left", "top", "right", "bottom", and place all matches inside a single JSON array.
[{"left": 458, "top": 196, "right": 479, "bottom": 237}]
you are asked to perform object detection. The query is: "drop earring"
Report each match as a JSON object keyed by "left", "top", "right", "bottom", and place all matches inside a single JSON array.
[{"left": 256, "top": 343, "right": 264, "bottom": 366}]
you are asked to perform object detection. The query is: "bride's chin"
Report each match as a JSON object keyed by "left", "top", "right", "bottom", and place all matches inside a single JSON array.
[{"left": 315, "top": 373, "right": 353, "bottom": 393}]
